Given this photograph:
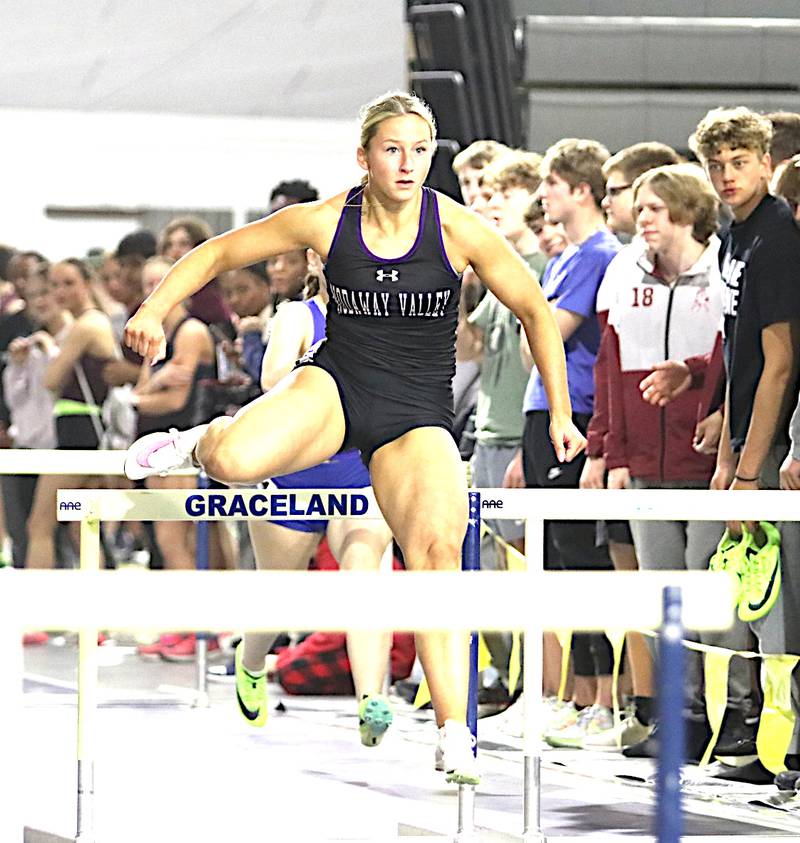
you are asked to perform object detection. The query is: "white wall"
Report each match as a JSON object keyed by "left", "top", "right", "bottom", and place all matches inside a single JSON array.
[{"left": 1, "top": 108, "right": 362, "bottom": 258}]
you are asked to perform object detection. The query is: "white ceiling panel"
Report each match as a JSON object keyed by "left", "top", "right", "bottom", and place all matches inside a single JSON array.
[{"left": 0, "top": 0, "right": 406, "bottom": 118}]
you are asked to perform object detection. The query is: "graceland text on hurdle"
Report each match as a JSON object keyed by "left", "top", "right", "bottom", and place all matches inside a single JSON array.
[{"left": 184, "top": 491, "right": 370, "bottom": 519}]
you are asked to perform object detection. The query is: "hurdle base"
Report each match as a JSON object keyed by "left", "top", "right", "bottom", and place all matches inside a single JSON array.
[
  {"left": 24, "top": 828, "right": 75, "bottom": 843},
  {"left": 399, "top": 824, "right": 525, "bottom": 841}
]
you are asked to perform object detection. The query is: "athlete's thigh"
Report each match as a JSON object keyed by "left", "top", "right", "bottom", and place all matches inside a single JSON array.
[
  {"left": 326, "top": 516, "right": 392, "bottom": 569},
  {"left": 222, "top": 366, "right": 347, "bottom": 477},
  {"left": 247, "top": 519, "right": 321, "bottom": 571},
  {"left": 368, "top": 426, "right": 468, "bottom": 558}
]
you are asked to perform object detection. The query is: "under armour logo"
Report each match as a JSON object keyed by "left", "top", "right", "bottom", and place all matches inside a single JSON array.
[{"left": 376, "top": 268, "right": 399, "bottom": 283}]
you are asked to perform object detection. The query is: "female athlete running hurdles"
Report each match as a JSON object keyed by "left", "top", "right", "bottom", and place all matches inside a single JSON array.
[{"left": 124, "top": 91, "right": 585, "bottom": 785}]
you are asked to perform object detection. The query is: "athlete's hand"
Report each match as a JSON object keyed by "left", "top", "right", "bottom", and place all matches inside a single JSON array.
[
  {"left": 502, "top": 449, "right": 525, "bottom": 488},
  {"left": 779, "top": 452, "right": 800, "bottom": 491},
  {"left": 693, "top": 409, "right": 723, "bottom": 455},
  {"left": 607, "top": 467, "right": 631, "bottom": 490},
  {"left": 639, "top": 360, "right": 691, "bottom": 407},
  {"left": 710, "top": 461, "right": 735, "bottom": 492},
  {"left": 727, "top": 476, "right": 760, "bottom": 535},
  {"left": 124, "top": 305, "right": 167, "bottom": 364},
  {"left": 579, "top": 455, "right": 606, "bottom": 489},
  {"left": 549, "top": 414, "right": 586, "bottom": 463}
]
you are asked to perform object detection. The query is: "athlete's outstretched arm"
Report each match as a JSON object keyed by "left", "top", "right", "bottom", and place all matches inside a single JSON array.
[
  {"left": 125, "top": 199, "right": 338, "bottom": 362},
  {"left": 443, "top": 200, "right": 584, "bottom": 462}
]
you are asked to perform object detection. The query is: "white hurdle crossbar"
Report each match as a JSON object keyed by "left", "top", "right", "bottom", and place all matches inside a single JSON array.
[{"left": 2, "top": 485, "right": 750, "bottom": 843}]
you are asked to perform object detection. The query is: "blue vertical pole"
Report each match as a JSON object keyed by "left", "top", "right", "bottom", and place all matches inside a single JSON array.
[
  {"left": 461, "top": 491, "right": 481, "bottom": 746},
  {"left": 657, "top": 586, "right": 684, "bottom": 843},
  {"left": 196, "top": 471, "right": 210, "bottom": 571}
]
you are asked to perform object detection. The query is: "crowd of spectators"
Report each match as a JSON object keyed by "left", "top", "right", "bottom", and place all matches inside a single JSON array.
[
  {"left": 454, "top": 106, "right": 800, "bottom": 786},
  {"left": 3, "top": 106, "right": 800, "bottom": 786}
]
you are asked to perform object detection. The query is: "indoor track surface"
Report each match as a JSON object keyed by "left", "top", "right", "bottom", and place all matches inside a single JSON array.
[{"left": 19, "top": 638, "right": 800, "bottom": 842}]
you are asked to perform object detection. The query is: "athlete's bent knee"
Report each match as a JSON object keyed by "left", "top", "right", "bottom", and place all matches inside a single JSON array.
[
  {"left": 408, "top": 535, "right": 462, "bottom": 571},
  {"left": 199, "top": 434, "right": 257, "bottom": 485}
]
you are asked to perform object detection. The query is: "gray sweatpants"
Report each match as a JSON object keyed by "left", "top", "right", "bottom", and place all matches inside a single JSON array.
[
  {"left": 629, "top": 477, "right": 752, "bottom": 712},
  {"left": 754, "top": 447, "right": 800, "bottom": 753}
]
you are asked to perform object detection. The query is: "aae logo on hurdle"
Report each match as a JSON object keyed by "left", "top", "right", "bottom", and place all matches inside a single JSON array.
[
  {"left": 481, "top": 498, "right": 504, "bottom": 510},
  {"left": 58, "top": 500, "right": 82, "bottom": 512}
]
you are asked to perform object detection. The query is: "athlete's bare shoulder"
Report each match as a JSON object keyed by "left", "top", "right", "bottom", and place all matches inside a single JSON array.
[
  {"left": 434, "top": 190, "right": 498, "bottom": 273},
  {"left": 280, "top": 188, "right": 352, "bottom": 259}
]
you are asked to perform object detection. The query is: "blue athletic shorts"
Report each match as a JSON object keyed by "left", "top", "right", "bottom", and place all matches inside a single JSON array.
[{"left": 269, "top": 448, "right": 370, "bottom": 532}]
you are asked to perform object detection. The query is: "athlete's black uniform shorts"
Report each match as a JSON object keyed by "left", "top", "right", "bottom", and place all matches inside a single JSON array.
[{"left": 297, "top": 340, "right": 454, "bottom": 466}]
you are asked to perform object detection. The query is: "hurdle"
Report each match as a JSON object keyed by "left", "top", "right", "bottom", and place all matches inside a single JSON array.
[
  {"left": 0, "top": 448, "right": 210, "bottom": 708},
  {"left": 0, "top": 483, "right": 755, "bottom": 842}
]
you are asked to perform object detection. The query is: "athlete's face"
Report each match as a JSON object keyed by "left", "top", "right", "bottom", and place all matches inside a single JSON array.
[
  {"left": 25, "top": 276, "right": 60, "bottom": 326},
  {"left": 50, "top": 262, "right": 91, "bottom": 313},
  {"left": 162, "top": 226, "right": 195, "bottom": 262},
  {"left": 488, "top": 186, "right": 537, "bottom": 244},
  {"left": 634, "top": 184, "right": 689, "bottom": 256},
  {"left": 469, "top": 177, "right": 497, "bottom": 221},
  {"left": 538, "top": 171, "right": 578, "bottom": 225},
  {"left": 141, "top": 262, "right": 169, "bottom": 299},
  {"left": 601, "top": 168, "right": 635, "bottom": 236},
  {"left": 266, "top": 250, "right": 307, "bottom": 299},
  {"left": 529, "top": 217, "right": 567, "bottom": 259},
  {"left": 220, "top": 268, "right": 270, "bottom": 318},
  {"left": 704, "top": 145, "right": 770, "bottom": 220},
  {"left": 112, "top": 256, "right": 144, "bottom": 309},
  {"left": 358, "top": 114, "right": 434, "bottom": 200},
  {"left": 458, "top": 166, "right": 484, "bottom": 205}
]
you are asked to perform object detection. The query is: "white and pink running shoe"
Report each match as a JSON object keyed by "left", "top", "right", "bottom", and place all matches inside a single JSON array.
[{"left": 124, "top": 425, "right": 207, "bottom": 480}]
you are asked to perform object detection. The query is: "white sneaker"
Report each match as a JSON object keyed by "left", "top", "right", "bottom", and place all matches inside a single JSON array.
[
  {"left": 582, "top": 714, "right": 652, "bottom": 751},
  {"left": 546, "top": 704, "right": 613, "bottom": 749},
  {"left": 495, "top": 696, "right": 573, "bottom": 739},
  {"left": 124, "top": 426, "right": 207, "bottom": 480},
  {"left": 435, "top": 720, "right": 480, "bottom": 785}
]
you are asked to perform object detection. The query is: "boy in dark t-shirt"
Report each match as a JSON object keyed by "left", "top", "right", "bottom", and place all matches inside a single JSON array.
[
  {"left": 693, "top": 106, "right": 800, "bottom": 782},
  {"left": 690, "top": 108, "right": 800, "bottom": 504}
]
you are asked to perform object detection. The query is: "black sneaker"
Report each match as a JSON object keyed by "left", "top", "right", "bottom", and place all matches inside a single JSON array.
[
  {"left": 623, "top": 717, "right": 711, "bottom": 763},
  {"left": 713, "top": 759, "right": 774, "bottom": 785},
  {"left": 713, "top": 708, "right": 758, "bottom": 760},
  {"left": 775, "top": 770, "right": 800, "bottom": 791},
  {"left": 478, "top": 679, "right": 512, "bottom": 719}
]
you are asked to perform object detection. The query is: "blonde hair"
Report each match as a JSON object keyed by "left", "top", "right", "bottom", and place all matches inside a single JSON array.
[
  {"left": 452, "top": 139, "right": 509, "bottom": 174},
  {"left": 540, "top": 138, "right": 610, "bottom": 208},
  {"left": 486, "top": 151, "right": 544, "bottom": 195},
  {"left": 691, "top": 107, "right": 773, "bottom": 161},
  {"left": 143, "top": 255, "right": 174, "bottom": 275},
  {"left": 159, "top": 216, "right": 212, "bottom": 252},
  {"left": 632, "top": 164, "right": 719, "bottom": 244},
  {"left": 602, "top": 142, "right": 681, "bottom": 182},
  {"left": 359, "top": 91, "right": 437, "bottom": 150}
]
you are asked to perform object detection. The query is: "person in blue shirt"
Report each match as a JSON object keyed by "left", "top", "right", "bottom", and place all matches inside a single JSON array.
[{"left": 521, "top": 139, "right": 622, "bottom": 749}]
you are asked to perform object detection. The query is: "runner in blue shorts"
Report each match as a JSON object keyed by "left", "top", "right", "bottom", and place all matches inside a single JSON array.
[{"left": 238, "top": 254, "right": 394, "bottom": 746}]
